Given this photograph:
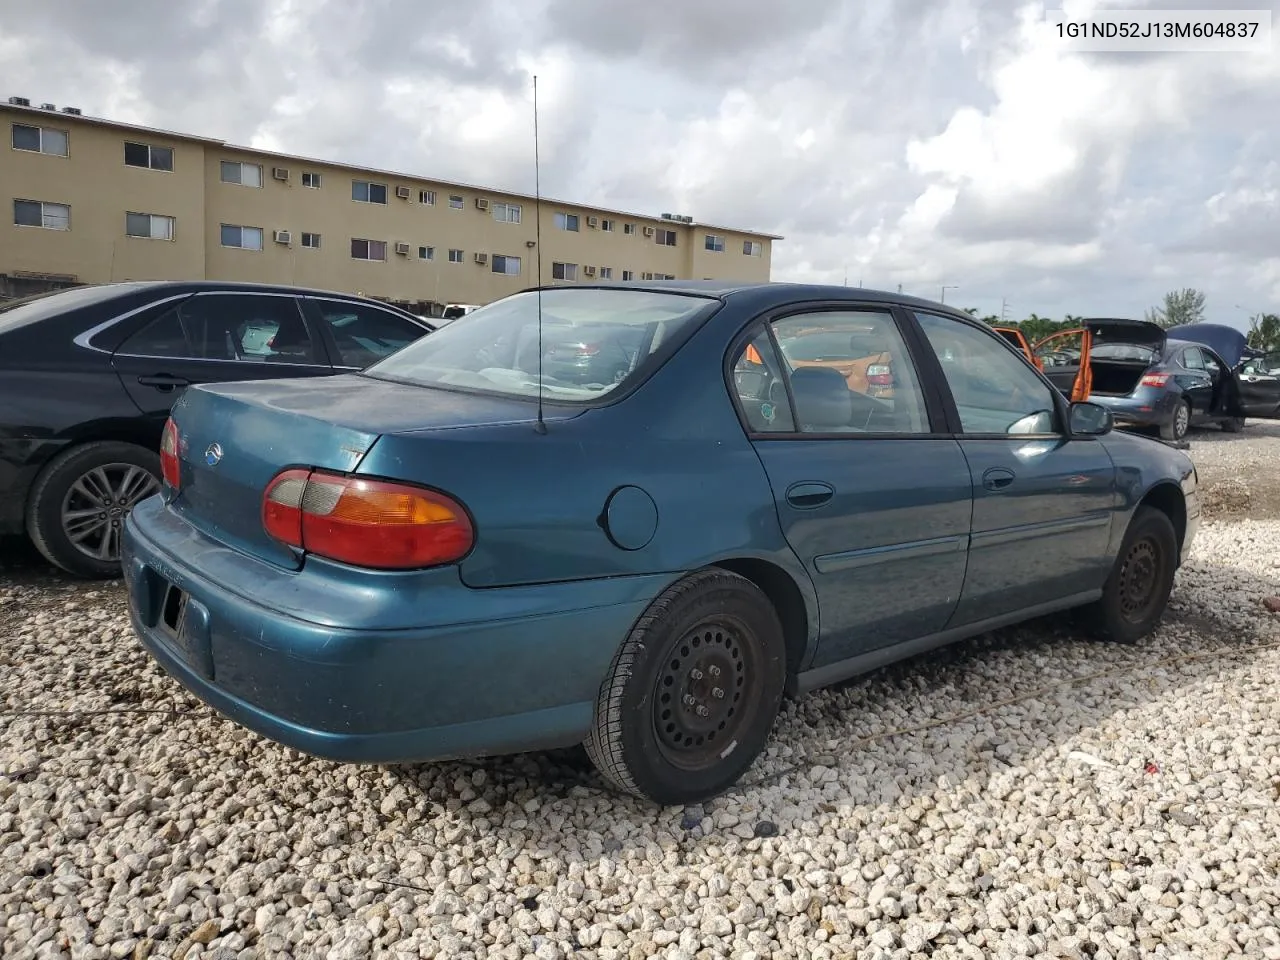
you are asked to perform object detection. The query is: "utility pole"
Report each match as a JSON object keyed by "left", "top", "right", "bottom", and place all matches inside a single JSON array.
[
  {"left": 941, "top": 284, "right": 958, "bottom": 304},
  {"left": 897, "top": 283, "right": 903, "bottom": 294},
  {"left": 1001, "top": 297, "right": 1010, "bottom": 323}
]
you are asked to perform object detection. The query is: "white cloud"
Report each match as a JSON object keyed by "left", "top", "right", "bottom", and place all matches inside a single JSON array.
[{"left": 0, "top": 0, "right": 1277, "bottom": 324}]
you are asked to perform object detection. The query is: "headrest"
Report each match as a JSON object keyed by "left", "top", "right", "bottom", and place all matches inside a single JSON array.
[{"left": 790, "top": 366, "right": 852, "bottom": 430}]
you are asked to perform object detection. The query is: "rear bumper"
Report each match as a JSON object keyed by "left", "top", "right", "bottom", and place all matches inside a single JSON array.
[
  {"left": 121, "top": 497, "right": 671, "bottom": 764},
  {"left": 1091, "top": 390, "right": 1179, "bottom": 428}
]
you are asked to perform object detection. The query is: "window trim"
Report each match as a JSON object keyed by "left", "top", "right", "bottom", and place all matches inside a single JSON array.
[
  {"left": 13, "top": 199, "right": 71, "bottom": 231},
  {"left": 350, "top": 237, "right": 388, "bottom": 261},
  {"left": 447, "top": 248, "right": 464, "bottom": 264},
  {"left": 351, "top": 179, "right": 389, "bottom": 205},
  {"left": 301, "top": 172, "right": 323, "bottom": 189},
  {"left": 555, "top": 212, "right": 580, "bottom": 232},
  {"left": 492, "top": 202, "right": 522, "bottom": 224},
  {"left": 11, "top": 122, "right": 69, "bottom": 157},
  {"left": 125, "top": 211, "right": 176, "bottom": 241},
  {"left": 908, "top": 308, "right": 1072, "bottom": 439},
  {"left": 722, "top": 301, "right": 963, "bottom": 441},
  {"left": 491, "top": 254, "right": 521, "bottom": 276},
  {"left": 300, "top": 232, "right": 321, "bottom": 249},
  {"left": 219, "top": 223, "right": 264, "bottom": 251},
  {"left": 419, "top": 189, "right": 436, "bottom": 205},
  {"left": 705, "top": 234, "right": 725, "bottom": 252},
  {"left": 220, "top": 160, "right": 263, "bottom": 188}
]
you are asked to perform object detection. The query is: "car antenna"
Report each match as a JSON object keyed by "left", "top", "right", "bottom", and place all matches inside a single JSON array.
[{"left": 532, "top": 74, "right": 548, "bottom": 436}]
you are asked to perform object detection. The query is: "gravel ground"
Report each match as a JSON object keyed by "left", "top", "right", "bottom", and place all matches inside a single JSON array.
[{"left": 3, "top": 423, "right": 1280, "bottom": 960}]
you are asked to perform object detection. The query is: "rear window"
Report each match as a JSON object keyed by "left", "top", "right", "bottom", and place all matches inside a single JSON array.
[
  {"left": 366, "top": 288, "right": 718, "bottom": 403},
  {"left": 1092, "top": 343, "right": 1157, "bottom": 362},
  {"left": 0, "top": 284, "right": 147, "bottom": 335}
]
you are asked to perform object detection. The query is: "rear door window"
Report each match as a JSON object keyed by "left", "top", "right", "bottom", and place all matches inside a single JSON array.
[{"left": 117, "top": 294, "right": 319, "bottom": 364}]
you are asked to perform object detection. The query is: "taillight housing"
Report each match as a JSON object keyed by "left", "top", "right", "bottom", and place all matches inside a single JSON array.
[
  {"left": 160, "top": 417, "right": 181, "bottom": 489},
  {"left": 866, "top": 363, "right": 894, "bottom": 386},
  {"left": 1140, "top": 373, "right": 1170, "bottom": 388},
  {"left": 262, "top": 468, "right": 474, "bottom": 570}
]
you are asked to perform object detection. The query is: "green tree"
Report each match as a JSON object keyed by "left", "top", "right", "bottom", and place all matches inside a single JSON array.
[
  {"left": 1146, "top": 288, "right": 1207, "bottom": 329},
  {"left": 1247, "top": 313, "right": 1280, "bottom": 353}
]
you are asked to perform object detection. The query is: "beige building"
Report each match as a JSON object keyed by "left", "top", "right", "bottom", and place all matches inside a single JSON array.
[{"left": 0, "top": 97, "right": 780, "bottom": 311}]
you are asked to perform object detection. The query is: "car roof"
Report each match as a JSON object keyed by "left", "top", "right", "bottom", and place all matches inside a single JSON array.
[{"left": 96, "top": 279, "right": 404, "bottom": 300}]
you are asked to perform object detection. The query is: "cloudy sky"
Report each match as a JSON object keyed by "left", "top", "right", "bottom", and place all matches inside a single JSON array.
[{"left": 1, "top": 0, "right": 1277, "bottom": 325}]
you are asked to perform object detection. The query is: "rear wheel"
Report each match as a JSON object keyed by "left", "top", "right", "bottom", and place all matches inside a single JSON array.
[
  {"left": 584, "top": 569, "right": 786, "bottom": 805},
  {"left": 25, "top": 441, "right": 161, "bottom": 579},
  {"left": 1079, "top": 505, "right": 1177, "bottom": 644},
  {"left": 1160, "top": 399, "right": 1191, "bottom": 442}
]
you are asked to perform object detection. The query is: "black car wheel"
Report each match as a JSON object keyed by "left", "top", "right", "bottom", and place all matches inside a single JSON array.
[
  {"left": 1160, "top": 399, "right": 1191, "bottom": 442},
  {"left": 26, "top": 441, "right": 162, "bottom": 579},
  {"left": 1079, "top": 505, "right": 1177, "bottom": 644},
  {"left": 585, "top": 569, "right": 786, "bottom": 805}
]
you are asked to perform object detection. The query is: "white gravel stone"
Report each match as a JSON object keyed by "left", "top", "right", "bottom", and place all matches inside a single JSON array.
[{"left": 4, "top": 424, "right": 1280, "bottom": 957}]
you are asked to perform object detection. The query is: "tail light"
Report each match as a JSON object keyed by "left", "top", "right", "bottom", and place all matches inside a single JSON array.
[
  {"left": 160, "top": 417, "right": 181, "bottom": 489},
  {"left": 866, "top": 363, "right": 894, "bottom": 386},
  {"left": 262, "top": 468, "right": 473, "bottom": 570},
  {"left": 1140, "top": 373, "right": 1170, "bottom": 387}
]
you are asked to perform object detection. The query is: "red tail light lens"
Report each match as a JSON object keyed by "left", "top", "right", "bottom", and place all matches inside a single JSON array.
[
  {"left": 866, "top": 363, "right": 894, "bottom": 386},
  {"left": 160, "top": 417, "right": 181, "bottom": 489},
  {"left": 1140, "top": 373, "right": 1170, "bottom": 387},
  {"left": 262, "top": 468, "right": 473, "bottom": 569}
]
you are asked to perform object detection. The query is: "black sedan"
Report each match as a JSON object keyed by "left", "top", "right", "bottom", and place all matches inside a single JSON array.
[{"left": 0, "top": 281, "right": 434, "bottom": 578}]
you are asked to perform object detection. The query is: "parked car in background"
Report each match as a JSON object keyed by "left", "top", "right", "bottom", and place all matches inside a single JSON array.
[
  {"left": 122, "top": 282, "right": 1197, "bottom": 805},
  {"left": 0, "top": 281, "right": 434, "bottom": 578},
  {"left": 439, "top": 303, "right": 481, "bottom": 322},
  {"left": 1002, "top": 318, "right": 1245, "bottom": 441}
]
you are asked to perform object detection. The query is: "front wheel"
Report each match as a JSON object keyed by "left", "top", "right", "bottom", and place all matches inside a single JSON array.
[
  {"left": 1079, "top": 505, "right": 1178, "bottom": 644},
  {"left": 584, "top": 569, "right": 786, "bottom": 805},
  {"left": 25, "top": 441, "right": 162, "bottom": 579}
]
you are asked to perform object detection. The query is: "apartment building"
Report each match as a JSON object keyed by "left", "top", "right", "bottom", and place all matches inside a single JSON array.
[{"left": 0, "top": 97, "right": 780, "bottom": 311}]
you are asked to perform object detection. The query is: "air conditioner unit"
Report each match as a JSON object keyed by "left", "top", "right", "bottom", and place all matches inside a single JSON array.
[
  {"left": 394, "top": 242, "right": 411, "bottom": 256},
  {"left": 60, "top": 106, "right": 82, "bottom": 115},
  {"left": 473, "top": 252, "right": 489, "bottom": 265},
  {"left": 273, "top": 230, "right": 292, "bottom": 245},
  {"left": 583, "top": 265, "right": 597, "bottom": 277},
  {"left": 272, "top": 167, "right": 289, "bottom": 181},
  {"left": 475, "top": 198, "right": 489, "bottom": 211},
  {"left": 661, "top": 213, "right": 673, "bottom": 220},
  {"left": 396, "top": 186, "right": 412, "bottom": 200},
  {"left": 40, "top": 103, "right": 56, "bottom": 111},
  {"left": 8, "top": 96, "right": 30, "bottom": 107},
  {"left": 587, "top": 216, "right": 599, "bottom": 229},
  {"left": 643, "top": 226, "right": 655, "bottom": 237}
]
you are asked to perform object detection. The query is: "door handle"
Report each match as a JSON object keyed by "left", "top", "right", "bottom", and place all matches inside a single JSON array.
[
  {"left": 785, "top": 481, "right": 835, "bottom": 509},
  {"left": 137, "top": 374, "right": 191, "bottom": 391},
  {"left": 982, "top": 467, "right": 1015, "bottom": 491}
]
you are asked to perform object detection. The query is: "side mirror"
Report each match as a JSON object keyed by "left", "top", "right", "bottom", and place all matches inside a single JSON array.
[{"left": 1069, "top": 401, "right": 1113, "bottom": 436}]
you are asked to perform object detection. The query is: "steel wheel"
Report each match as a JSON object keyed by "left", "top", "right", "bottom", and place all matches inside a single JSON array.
[
  {"left": 60, "top": 463, "right": 160, "bottom": 563},
  {"left": 653, "top": 619, "right": 752, "bottom": 770}
]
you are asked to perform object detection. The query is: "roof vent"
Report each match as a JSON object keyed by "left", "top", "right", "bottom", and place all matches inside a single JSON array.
[
  {"left": 60, "top": 106, "right": 82, "bottom": 116},
  {"left": 39, "top": 102, "right": 56, "bottom": 111},
  {"left": 8, "top": 96, "right": 30, "bottom": 107}
]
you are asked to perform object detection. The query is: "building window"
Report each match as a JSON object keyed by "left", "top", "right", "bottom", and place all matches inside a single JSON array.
[
  {"left": 704, "top": 234, "right": 725, "bottom": 252},
  {"left": 623, "top": 223, "right": 636, "bottom": 236},
  {"left": 743, "top": 240, "right": 762, "bottom": 256},
  {"left": 552, "top": 262, "right": 577, "bottom": 281},
  {"left": 350, "top": 238, "right": 387, "bottom": 261},
  {"left": 219, "top": 224, "right": 263, "bottom": 250},
  {"left": 420, "top": 190, "right": 436, "bottom": 205},
  {"left": 352, "top": 180, "right": 388, "bottom": 204},
  {"left": 301, "top": 232, "right": 321, "bottom": 249},
  {"left": 448, "top": 248, "right": 464, "bottom": 263},
  {"left": 622, "top": 270, "right": 634, "bottom": 281},
  {"left": 555, "top": 213, "right": 579, "bottom": 232},
  {"left": 11, "top": 123, "right": 68, "bottom": 157},
  {"left": 491, "top": 255, "right": 521, "bottom": 276},
  {"left": 418, "top": 246, "right": 434, "bottom": 260},
  {"left": 14, "top": 199, "right": 70, "bottom": 230},
  {"left": 449, "top": 195, "right": 464, "bottom": 210},
  {"left": 123, "top": 141, "right": 173, "bottom": 171},
  {"left": 302, "top": 172, "right": 322, "bottom": 188},
  {"left": 220, "top": 161, "right": 262, "bottom": 187},
  {"left": 655, "top": 229, "right": 677, "bottom": 247},
  {"left": 600, "top": 219, "right": 615, "bottom": 232},
  {"left": 600, "top": 267, "right": 613, "bottom": 279},
  {"left": 492, "top": 202, "right": 521, "bottom": 224},
  {"left": 125, "top": 212, "right": 175, "bottom": 240}
]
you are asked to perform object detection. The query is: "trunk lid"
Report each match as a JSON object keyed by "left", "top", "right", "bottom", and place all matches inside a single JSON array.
[
  {"left": 1080, "top": 317, "right": 1167, "bottom": 351},
  {"left": 169, "top": 374, "right": 575, "bottom": 568}
]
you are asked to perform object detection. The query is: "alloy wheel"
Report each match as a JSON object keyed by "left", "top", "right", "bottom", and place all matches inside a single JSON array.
[{"left": 60, "top": 463, "right": 160, "bottom": 563}]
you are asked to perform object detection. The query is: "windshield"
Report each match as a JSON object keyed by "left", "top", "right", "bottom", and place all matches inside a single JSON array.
[
  {"left": 0, "top": 284, "right": 144, "bottom": 334},
  {"left": 367, "top": 287, "right": 718, "bottom": 402}
]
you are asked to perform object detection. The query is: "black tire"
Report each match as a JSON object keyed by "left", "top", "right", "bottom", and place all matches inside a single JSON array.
[
  {"left": 1221, "top": 415, "right": 1245, "bottom": 433},
  {"left": 1079, "top": 505, "right": 1178, "bottom": 644},
  {"left": 1159, "top": 399, "right": 1191, "bottom": 442},
  {"left": 584, "top": 569, "right": 787, "bottom": 805},
  {"left": 25, "top": 441, "right": 162, "bottom": 580}
]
